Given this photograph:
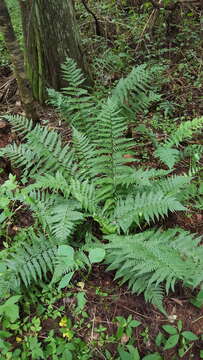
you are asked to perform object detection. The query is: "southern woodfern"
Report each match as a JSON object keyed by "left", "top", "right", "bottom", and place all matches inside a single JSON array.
[{"left": 0, "top": 59, "right": 202, "bottom": 312}]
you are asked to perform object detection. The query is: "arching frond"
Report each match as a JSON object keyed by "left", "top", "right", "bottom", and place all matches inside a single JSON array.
[
  {"left": 165, "top": 117, "right": 203, "bottom": 148},
  {"left": 105, "top": 229, "right": 203, "bottom": 312},
  {"left": 114, "top": 192, "right": 185, "bottom": 232}
]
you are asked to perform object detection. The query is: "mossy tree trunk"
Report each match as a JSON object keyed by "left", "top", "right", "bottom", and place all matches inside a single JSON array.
[
  {"left": 18, "top": 0, "right": 87, "bottom": 103},
  {"left": 0, "top": 0, "right": 39, "bottom": 122}
]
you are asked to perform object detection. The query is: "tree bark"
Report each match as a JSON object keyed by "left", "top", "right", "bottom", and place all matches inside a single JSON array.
[
  {"left": 18, "top": 0, "right": 87, "bottom": 103},
  {"left": 200, "top": 1, "right": 203, "bottom": 51},
  {"left": 0, "top": 0, "right": 39, "bottom": 122}
]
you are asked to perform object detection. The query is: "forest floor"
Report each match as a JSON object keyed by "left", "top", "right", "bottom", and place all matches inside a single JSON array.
[{"left": 0, "top": 63, "right": 203, "bottom": 359}]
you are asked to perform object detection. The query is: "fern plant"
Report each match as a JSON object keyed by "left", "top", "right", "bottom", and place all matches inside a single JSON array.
[
  {"left": 155, "top": 117, "right": 203, "bottom": 169},
  {"left": 48, "top": 57, "right": 161, "bottom": 132},
  {"left": 0, "top": 228, "right": 103, "bottom": 298},
  {"left": 0, "top": 58, "right": 203, "bottom": 313},
  {"left": 105, "top": 229, "right": 203, "bottom": 314},
  {"left": 47, "top": 58, "right": 97, "bottom": 134}
]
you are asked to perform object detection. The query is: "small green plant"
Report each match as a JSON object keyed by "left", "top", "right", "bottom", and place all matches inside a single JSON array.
[
  {"left": 117, "top": 344, "right": 141, "bottom": 360},
  {"left": 141, "top": 327, "right": 150, "bottom": 345},
  {"left": 0, "top": 295, "right": 21, "bottom": 325},
  {"left": 117, "top": 344, "right": 163, "bottom": 360},
  {"left": 115, "top": 315, "right": 141, "bottom": 340},
  {"left": 27, "top": 317, "right": 42, "bottom": 334},
  {"left": 162, "top": 320, "right": 198, "bottom": 357},
  {"left": 95, "top": 287, "right": 108, "bottom": 297},
  {"left": 44, "top": 331, "right": 92, "bottom": 360}
]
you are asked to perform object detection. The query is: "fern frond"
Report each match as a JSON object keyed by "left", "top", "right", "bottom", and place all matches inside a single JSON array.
[
  {"left": 3, "top": 114, "right": 33, "bottom": 135},
  {"left": 70, "top": 179, "right": 116, "bottom": 234},
  {"left": 47, "top": 88, "right": 71, "bottom": 113},
  {"left": 115, "top": 173, "right": 190, "bottom": 209},
  {"left": 24, "top": 172, "right": 71, "bottom": 197},
  {"left": 112, "top": 64, "right": 152, "bottom": 104},
  {"left": 155, "top": 117, "right": 203, "bottom": 168},
  {"left": 164, "top": 116, "right": 203, "bottom": 148},
  {"left": 0, "top": 232, "right": 91, "bottom": 295},
  {"left": 93, "top": 99, "right": 133, "bottom": 202},
  {"left": 123, "top": 91, "right": 161, "bottom": 118},
  {"left": 0, "top": 143, "right": 35, "bottom": 176},
  {"left": 182, "top": 144, "right": 203, "bottom": 175},
  {"left": 26, "top": 124, "right": 74, "bottom": 174},
  {"left": 51, "top": 245, "right": 89, "bottom": 286},
  {"left": 144, "top": 285, "right": 165, "bottom": 314},
  {"left": 70, "top": 178, "right": 97, "bottom": 214},
  {"left": 47, "top": 199, "right": 84, "bottom": 241},
  {"left": 3, "top": 122, "right": 75, "bottom": 178},
  {"left": 48, "top": 89, "right": 96, "bottom": 132},
  {"left": 155, "top": 147, "right": 180, "bottom": 169},
  {"left": 105, "top": 229, "right": 203, "bottom": 311},
  {"left": 61, "top": 57, "right": 87, "bottom": 90},
  {"left": 111, "top": 64, "right": 161, "bottom": 122},
  {"left": 19, "top": 190, "right": 56, "bottom": 230},
  {"left": 153, "top": 175, "right": 192, "bottom": 197},
  {"left": 48, "top": 58, "right": 97, "bottom": 132},
  {"left": 22, "top": 189, "right": 56, "bottom": 209},
  {"left": 21, "top": 189, "right": 84, "bottom": 240},
  {"left": 114, "top": 192, "right": 185, "bottom": 232},
  {"left": 72, "top": 127, "right": 96, "bottom": 179},
  {"left": 1, "top": 232, "right": 57, "bottom": 291},
  {"left": 182, "top": 144, "right": 203, "bottom": 159},
  {"left": 116, "top": 168, "right": 170, "bottom": 188}
]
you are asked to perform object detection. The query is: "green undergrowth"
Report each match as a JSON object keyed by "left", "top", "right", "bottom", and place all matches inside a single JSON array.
[
  {"left": 0, "top": 285, "right": 202, "bottom": 359},
  {"left": 0, "top": 3, "right": 203, "bottom": 354},
  {"left": 0, "top": 57, "right": 202, "bottom": 311},
  {"left": 76, "top": 0, "right": 202, "bottom": 134},
  {"left": 0, "top": 58, "right": 202, "bottom": 358}
]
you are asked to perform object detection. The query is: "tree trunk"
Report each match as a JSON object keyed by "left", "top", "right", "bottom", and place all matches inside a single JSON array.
[
  {"left": 19, "top": 0, "right": 87, "bottom": 103},
  {"left": 200, "top": 1, "right": 203, "bottom": 52},
  {"left": 0, "top": 0, "right": 39, "bottom": 122}
]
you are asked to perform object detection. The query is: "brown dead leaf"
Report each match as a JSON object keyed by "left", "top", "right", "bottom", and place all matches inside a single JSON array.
[{"left": 121, "top": 334, "right": 130, "bottom": 344}]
